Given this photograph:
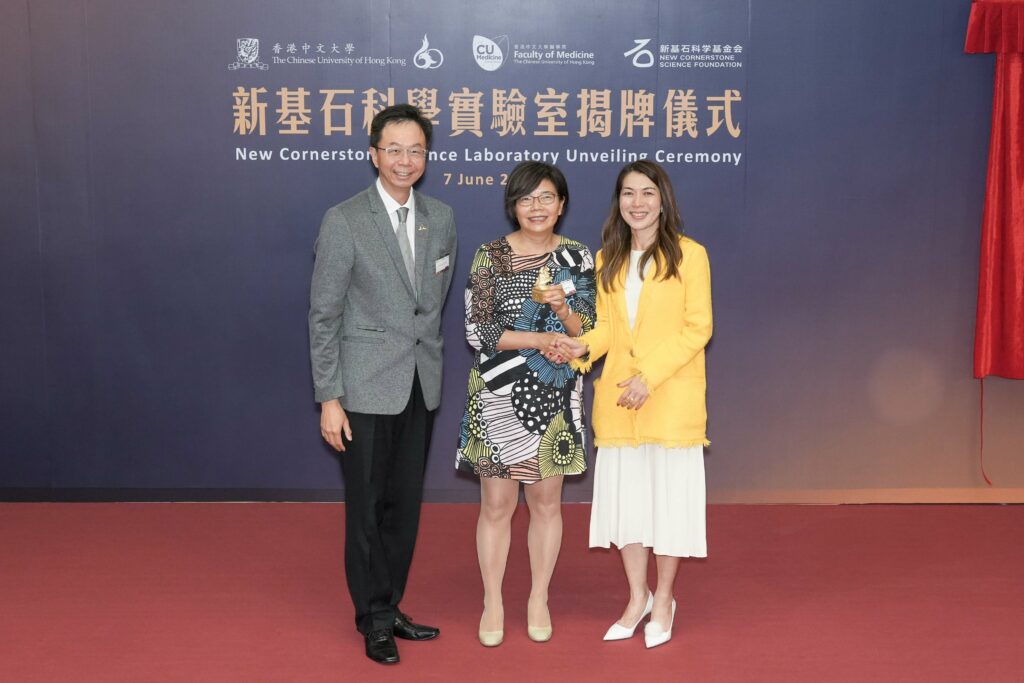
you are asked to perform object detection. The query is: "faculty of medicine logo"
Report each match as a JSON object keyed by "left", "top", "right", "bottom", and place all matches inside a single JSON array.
[
  {"left": 414, "top": 34, "right": 444, "bottom": 69},
  {"left": 228, "top": 37, "right": 269, "bottom": 71},
  {"left": 473, "top": 34, "right": 508, "bottom": 71}
]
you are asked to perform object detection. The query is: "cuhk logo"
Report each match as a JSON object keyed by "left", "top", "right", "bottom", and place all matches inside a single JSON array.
[
  {"left": 414, "top": 34, "right": 444, "bottom": 69},
  {"left": 228, "top": 37, "right": 268, "bottom": 71},
  {"left": 473, "top": 34, "right": 508, "bottom": 71}
]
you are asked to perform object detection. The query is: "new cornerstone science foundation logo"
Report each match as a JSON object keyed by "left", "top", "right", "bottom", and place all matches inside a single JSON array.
[
  {"left": 625, "top": 39, "right": 655, "bottom": 68},
  {"left": 414, "top": 34, "right": 444, "bottom": 69},
  {"left": 627, "top": 38, "right": 745, "bottom": 69},
  {"left": 473, "top": 35, "right": 508, "bottom": 71},
  {"left": 228, "top": 38, "right": 269, "bottom": 71}
]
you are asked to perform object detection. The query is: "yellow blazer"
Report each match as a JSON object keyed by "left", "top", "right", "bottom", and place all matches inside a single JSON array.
[{"left": 574, "top": 236, "right": 712, "bottom": 448}]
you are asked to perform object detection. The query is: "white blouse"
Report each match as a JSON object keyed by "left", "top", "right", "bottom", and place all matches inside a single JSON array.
[{"left": 625, "top": 250, "right": 652, "bottom": 328}]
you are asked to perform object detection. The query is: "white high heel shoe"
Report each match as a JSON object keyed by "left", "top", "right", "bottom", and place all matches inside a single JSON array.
[
  {"left": 643, "top": 599, "right": 676, "bottom": 648},
  {"left": 602, "top": 592, "right": 654, "bottom": 641}
]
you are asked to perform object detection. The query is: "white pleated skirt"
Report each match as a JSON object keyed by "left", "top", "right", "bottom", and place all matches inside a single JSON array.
[{"left": 589, "top": 444, "right": 707, "bottom": 558}]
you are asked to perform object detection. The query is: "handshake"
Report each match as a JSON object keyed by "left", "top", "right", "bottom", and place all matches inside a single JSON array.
[{"left": 539, "top": 332, "right": 587, "bottom": 365}]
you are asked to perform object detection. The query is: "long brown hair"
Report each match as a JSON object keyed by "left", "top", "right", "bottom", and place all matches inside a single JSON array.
[{"left": 598, "top": 160, "right": 684, "bottom": 292}]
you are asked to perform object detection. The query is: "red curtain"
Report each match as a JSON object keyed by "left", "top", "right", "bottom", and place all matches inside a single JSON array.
[{"left": 966, "top": 0, "right": 1024, "bottom": 379}]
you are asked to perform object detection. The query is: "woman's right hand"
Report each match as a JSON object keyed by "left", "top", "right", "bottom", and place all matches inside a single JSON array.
[
  {"left": 536, "top": 332, "right": 568, "bottom": 363},
  {"left": 553, "top": 336, "right": 587, "bottom": 359}
]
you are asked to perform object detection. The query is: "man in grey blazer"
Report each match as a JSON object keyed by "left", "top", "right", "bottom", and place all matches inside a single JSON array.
[{"left": 309, "top": 104, "right": 457, "bottom": 664}]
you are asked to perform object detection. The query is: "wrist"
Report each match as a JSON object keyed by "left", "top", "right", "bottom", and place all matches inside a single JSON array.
[{"left": 322, "top": 398, "right": 344, "bottom": 413}]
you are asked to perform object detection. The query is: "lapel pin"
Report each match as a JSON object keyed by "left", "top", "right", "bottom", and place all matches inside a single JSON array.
[{"left": 417, "top": 224, "right": 428, "bottom": 232}]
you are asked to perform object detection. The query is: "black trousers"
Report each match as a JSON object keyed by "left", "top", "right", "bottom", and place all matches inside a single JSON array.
[{"left": 339, "top": 373, "right": 435, "bottom": 634}]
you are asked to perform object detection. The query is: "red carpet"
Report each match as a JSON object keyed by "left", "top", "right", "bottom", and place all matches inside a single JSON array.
[{"left": 1, "top": 503, "right": 1021, "bottom": 682}]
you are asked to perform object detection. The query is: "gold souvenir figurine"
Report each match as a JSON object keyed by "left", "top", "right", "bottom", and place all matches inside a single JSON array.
[{"left": 531, "top": 267, "right": 554, "bottom": 303}]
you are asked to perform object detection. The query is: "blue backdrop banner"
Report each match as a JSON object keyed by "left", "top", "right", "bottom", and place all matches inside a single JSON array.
[{"left": 2, "top": 0, "right": 1020, "bottom": 502}]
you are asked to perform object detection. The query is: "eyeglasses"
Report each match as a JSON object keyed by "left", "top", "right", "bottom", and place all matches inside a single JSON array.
[
  {"left": 373, "top": 146, "right": 428, "bottom": 161},
  {"left": 516, "top": 192, "right": 559, "bottom": 208}
]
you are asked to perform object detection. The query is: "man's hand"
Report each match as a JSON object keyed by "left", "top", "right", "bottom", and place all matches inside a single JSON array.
[{"left": 320, "top": 399, "right": 352, "bottom": 452}]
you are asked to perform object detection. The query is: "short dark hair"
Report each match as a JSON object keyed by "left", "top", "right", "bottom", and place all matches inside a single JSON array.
[
  {"left": 369, "top": 104, "right": 433, "bottom": 148},
  {"left": 503, "top": 161, "right": 569, "bottom": 223}
]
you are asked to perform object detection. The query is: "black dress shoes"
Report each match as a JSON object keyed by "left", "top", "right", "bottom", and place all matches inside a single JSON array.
[
  {"left": 393, "top": 612, "right": 440, "bottom": 641},
  {"left": 364, "top": 629, "right": 399, "bottom": 664}
]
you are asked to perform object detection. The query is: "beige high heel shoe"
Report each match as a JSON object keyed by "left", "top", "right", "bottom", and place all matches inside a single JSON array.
[
  {"left": 527, "top": 600, "right": 552, "bottom": 642},
  {"left": 479, "top": 628, "right": 504, "bottom": 647},
  {"left": 527, "top": 623, "right": 552, "bottom": 642},
  {"left": 479, "top": 608, "right": 504, "bottom": 647}
]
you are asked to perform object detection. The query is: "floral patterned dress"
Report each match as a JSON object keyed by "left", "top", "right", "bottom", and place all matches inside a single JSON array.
[{"left": 457, "top": 235, "right": 596, "bottom": 482}]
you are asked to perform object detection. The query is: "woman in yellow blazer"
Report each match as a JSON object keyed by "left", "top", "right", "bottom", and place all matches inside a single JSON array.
[{"left": 558, "top": 160, "right": 712, "bottom": 649}]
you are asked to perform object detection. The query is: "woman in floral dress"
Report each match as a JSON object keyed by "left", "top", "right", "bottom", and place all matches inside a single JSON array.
[{"left": 457, "top": 161, "right": 595, "bottom": 646}]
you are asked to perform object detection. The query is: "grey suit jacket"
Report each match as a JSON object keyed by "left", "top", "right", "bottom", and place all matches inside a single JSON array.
[{"left": 309, "top": 184, "right": 457, "bottom": 413}]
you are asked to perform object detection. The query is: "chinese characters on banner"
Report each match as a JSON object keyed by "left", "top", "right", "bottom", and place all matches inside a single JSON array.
[{"left": 232, "top": 86, "right": 742, "bottom": 140}]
